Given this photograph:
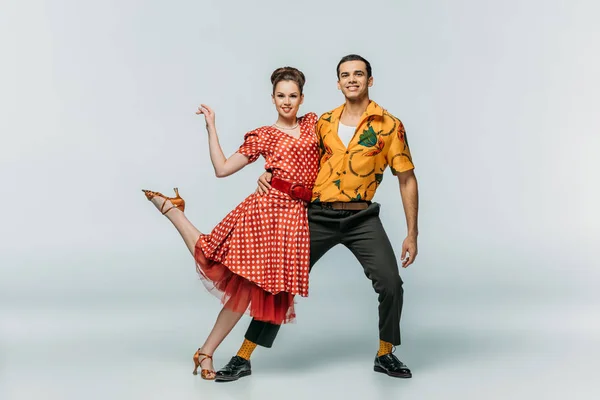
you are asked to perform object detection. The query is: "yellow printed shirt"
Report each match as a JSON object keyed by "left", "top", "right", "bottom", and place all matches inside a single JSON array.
[{"left": 312, "top": 101, "right": 414, "bottom": 202}]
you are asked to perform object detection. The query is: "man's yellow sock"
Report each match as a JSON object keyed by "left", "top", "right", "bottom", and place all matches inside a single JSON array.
[
  {"left": 377, "top": 340, "right": 393, "bottom": 357},
  {"left": 236, "top": 339, "right": 258, "bottom": 360}
]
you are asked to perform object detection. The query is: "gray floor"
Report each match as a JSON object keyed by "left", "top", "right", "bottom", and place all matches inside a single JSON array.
[{"left": 2, "top": 253, "right": 598, "bottom": 400}]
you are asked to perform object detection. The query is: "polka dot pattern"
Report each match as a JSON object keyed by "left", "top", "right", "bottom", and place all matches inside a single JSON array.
[{"left": 197, "top": 112, "right": 319, "bottom": 297}]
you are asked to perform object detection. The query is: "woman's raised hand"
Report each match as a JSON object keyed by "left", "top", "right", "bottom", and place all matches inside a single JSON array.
[{"left": 196, "top": 104, "right": 216, "bottom": 130}]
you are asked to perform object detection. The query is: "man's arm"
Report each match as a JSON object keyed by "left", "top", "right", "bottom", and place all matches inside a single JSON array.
[
  {"left": 256, "top": 171, "right": 272, "bottom": 194},
  {"left": 397, "top": 169, "right": 419, "bottom": 267}
]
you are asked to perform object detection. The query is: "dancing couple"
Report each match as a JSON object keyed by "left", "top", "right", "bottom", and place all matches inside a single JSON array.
[{"left": 143, "top": 54, "right": 419, "bottom": 381}]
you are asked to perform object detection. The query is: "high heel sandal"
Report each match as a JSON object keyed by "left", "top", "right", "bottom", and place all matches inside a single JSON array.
[
  {"left": 142, "top": 187, "right": 186, "bottom": 215},
  {"left": 193, "top": 349, "right": 216, "bottom": 380}
]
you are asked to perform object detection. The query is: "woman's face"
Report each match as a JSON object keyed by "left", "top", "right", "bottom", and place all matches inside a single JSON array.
[{"left": 272, "top": 80, "right": 304, "bottom": 120}]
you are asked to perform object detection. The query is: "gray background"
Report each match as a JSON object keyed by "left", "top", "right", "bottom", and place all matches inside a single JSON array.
[{"left": 1, "top": 0, "right": 599, "bottom": 399}]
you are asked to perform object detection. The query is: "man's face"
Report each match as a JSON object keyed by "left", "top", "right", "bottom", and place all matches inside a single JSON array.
[{"left": 337, "top": 60, "right": 373, "bottom": 100}]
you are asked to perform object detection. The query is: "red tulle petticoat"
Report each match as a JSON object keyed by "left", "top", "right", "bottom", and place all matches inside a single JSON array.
[{"left": 194, "top": 245, "right": 296, "bottom": 324}]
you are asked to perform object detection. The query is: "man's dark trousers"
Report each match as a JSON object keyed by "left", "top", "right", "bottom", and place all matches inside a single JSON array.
[{"left": 244, "top": 202, "right": 404, "bottom": 347}]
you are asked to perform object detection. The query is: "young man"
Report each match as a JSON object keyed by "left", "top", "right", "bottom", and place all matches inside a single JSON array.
[{"left": 215, "top": 54, "right": 419, "bottom": 381}]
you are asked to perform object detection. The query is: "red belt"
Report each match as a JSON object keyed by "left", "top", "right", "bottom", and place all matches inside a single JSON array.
[{"left": 271, "top": 177, "right": 313, "bottom": 202}]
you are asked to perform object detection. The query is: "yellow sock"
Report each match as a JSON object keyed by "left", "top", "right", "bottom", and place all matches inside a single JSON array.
[
  {"left": 236, "top": 339, "right": 257, "bottom": 360},
  {"left": 377, "top": 340, "right": 393, "bottom": 357}
]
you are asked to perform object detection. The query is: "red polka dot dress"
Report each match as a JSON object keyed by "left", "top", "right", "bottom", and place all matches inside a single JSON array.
[{"left": 194, "top": 112, "right": 319, "bottom": 324}]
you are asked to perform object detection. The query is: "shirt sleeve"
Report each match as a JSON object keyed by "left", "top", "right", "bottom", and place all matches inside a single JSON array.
[
  {"left": 315, "top": 112, "right": 329, "bottom": 140},
  {"left": 237, "top": 129, "right": 263, "bottom": 164},
  {"left": 385, "top": 118, "right": 415, "bottom": 175}
]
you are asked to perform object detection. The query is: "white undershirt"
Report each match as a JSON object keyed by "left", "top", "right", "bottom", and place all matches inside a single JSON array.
[{"left": 337, "top": 122, "right": 357, "bottom": 147}]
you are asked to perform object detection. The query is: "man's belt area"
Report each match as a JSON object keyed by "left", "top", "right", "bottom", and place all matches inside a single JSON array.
[
  {"left": 314, "top": 201, "right": 371, "bottom": 210},
  {"left": 271, "top": 177, "right": 313, "bottom": 202}
]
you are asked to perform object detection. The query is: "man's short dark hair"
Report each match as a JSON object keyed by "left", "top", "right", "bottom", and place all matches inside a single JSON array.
[{"left": 336, "top": 54, "right": 372, "bottom": 79}]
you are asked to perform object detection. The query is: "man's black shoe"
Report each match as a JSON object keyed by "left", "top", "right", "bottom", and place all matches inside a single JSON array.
[
  {"left": 374, "top": 352, "right": 412, "bottom": 378},
  {"left": 214, "top": 356, "right": 252, "bottom": 382}
]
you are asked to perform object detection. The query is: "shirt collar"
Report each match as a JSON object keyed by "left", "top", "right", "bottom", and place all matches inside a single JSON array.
[{"left": 329, "top": 100, "right": 385, "bottom": 123}]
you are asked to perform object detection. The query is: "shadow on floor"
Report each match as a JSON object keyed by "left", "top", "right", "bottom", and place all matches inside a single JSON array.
[{"left": 251, "top": 327, "right": 536, "bottom": 373}]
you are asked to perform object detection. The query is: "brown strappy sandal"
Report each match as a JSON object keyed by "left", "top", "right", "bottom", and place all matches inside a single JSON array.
[
  {"left": 192, "top": 349, "right": 216, "bottom": 380},
  {"left": 142, "top": 187, "right": 186, "bottom": 215}
]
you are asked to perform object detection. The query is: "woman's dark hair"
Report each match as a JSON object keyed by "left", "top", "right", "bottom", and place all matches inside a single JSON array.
[
  {"left": 336, "top": 54, "right": 372, "bottom": 79},
  {"left": 271, "top": 67, "right": 306, "bottom": 94}
]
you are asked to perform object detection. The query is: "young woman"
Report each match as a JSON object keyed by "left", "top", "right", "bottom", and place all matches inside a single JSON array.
[{"left": 142, "top": 67, "right": 319, "bottom": 380}]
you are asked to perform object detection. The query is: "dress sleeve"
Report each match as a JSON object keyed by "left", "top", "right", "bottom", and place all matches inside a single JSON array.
[
  {"left": 301, "top": 112, "right": 319, "bottom": 137},
  {"left": 306, "top": 112, "right": 318, "bottom": 126},
  {"left": 237, "top": 129, "right": 263, "bottom": 164},
  {"left": 385, "top": 118, "right": 415, "bottom": 175}
]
